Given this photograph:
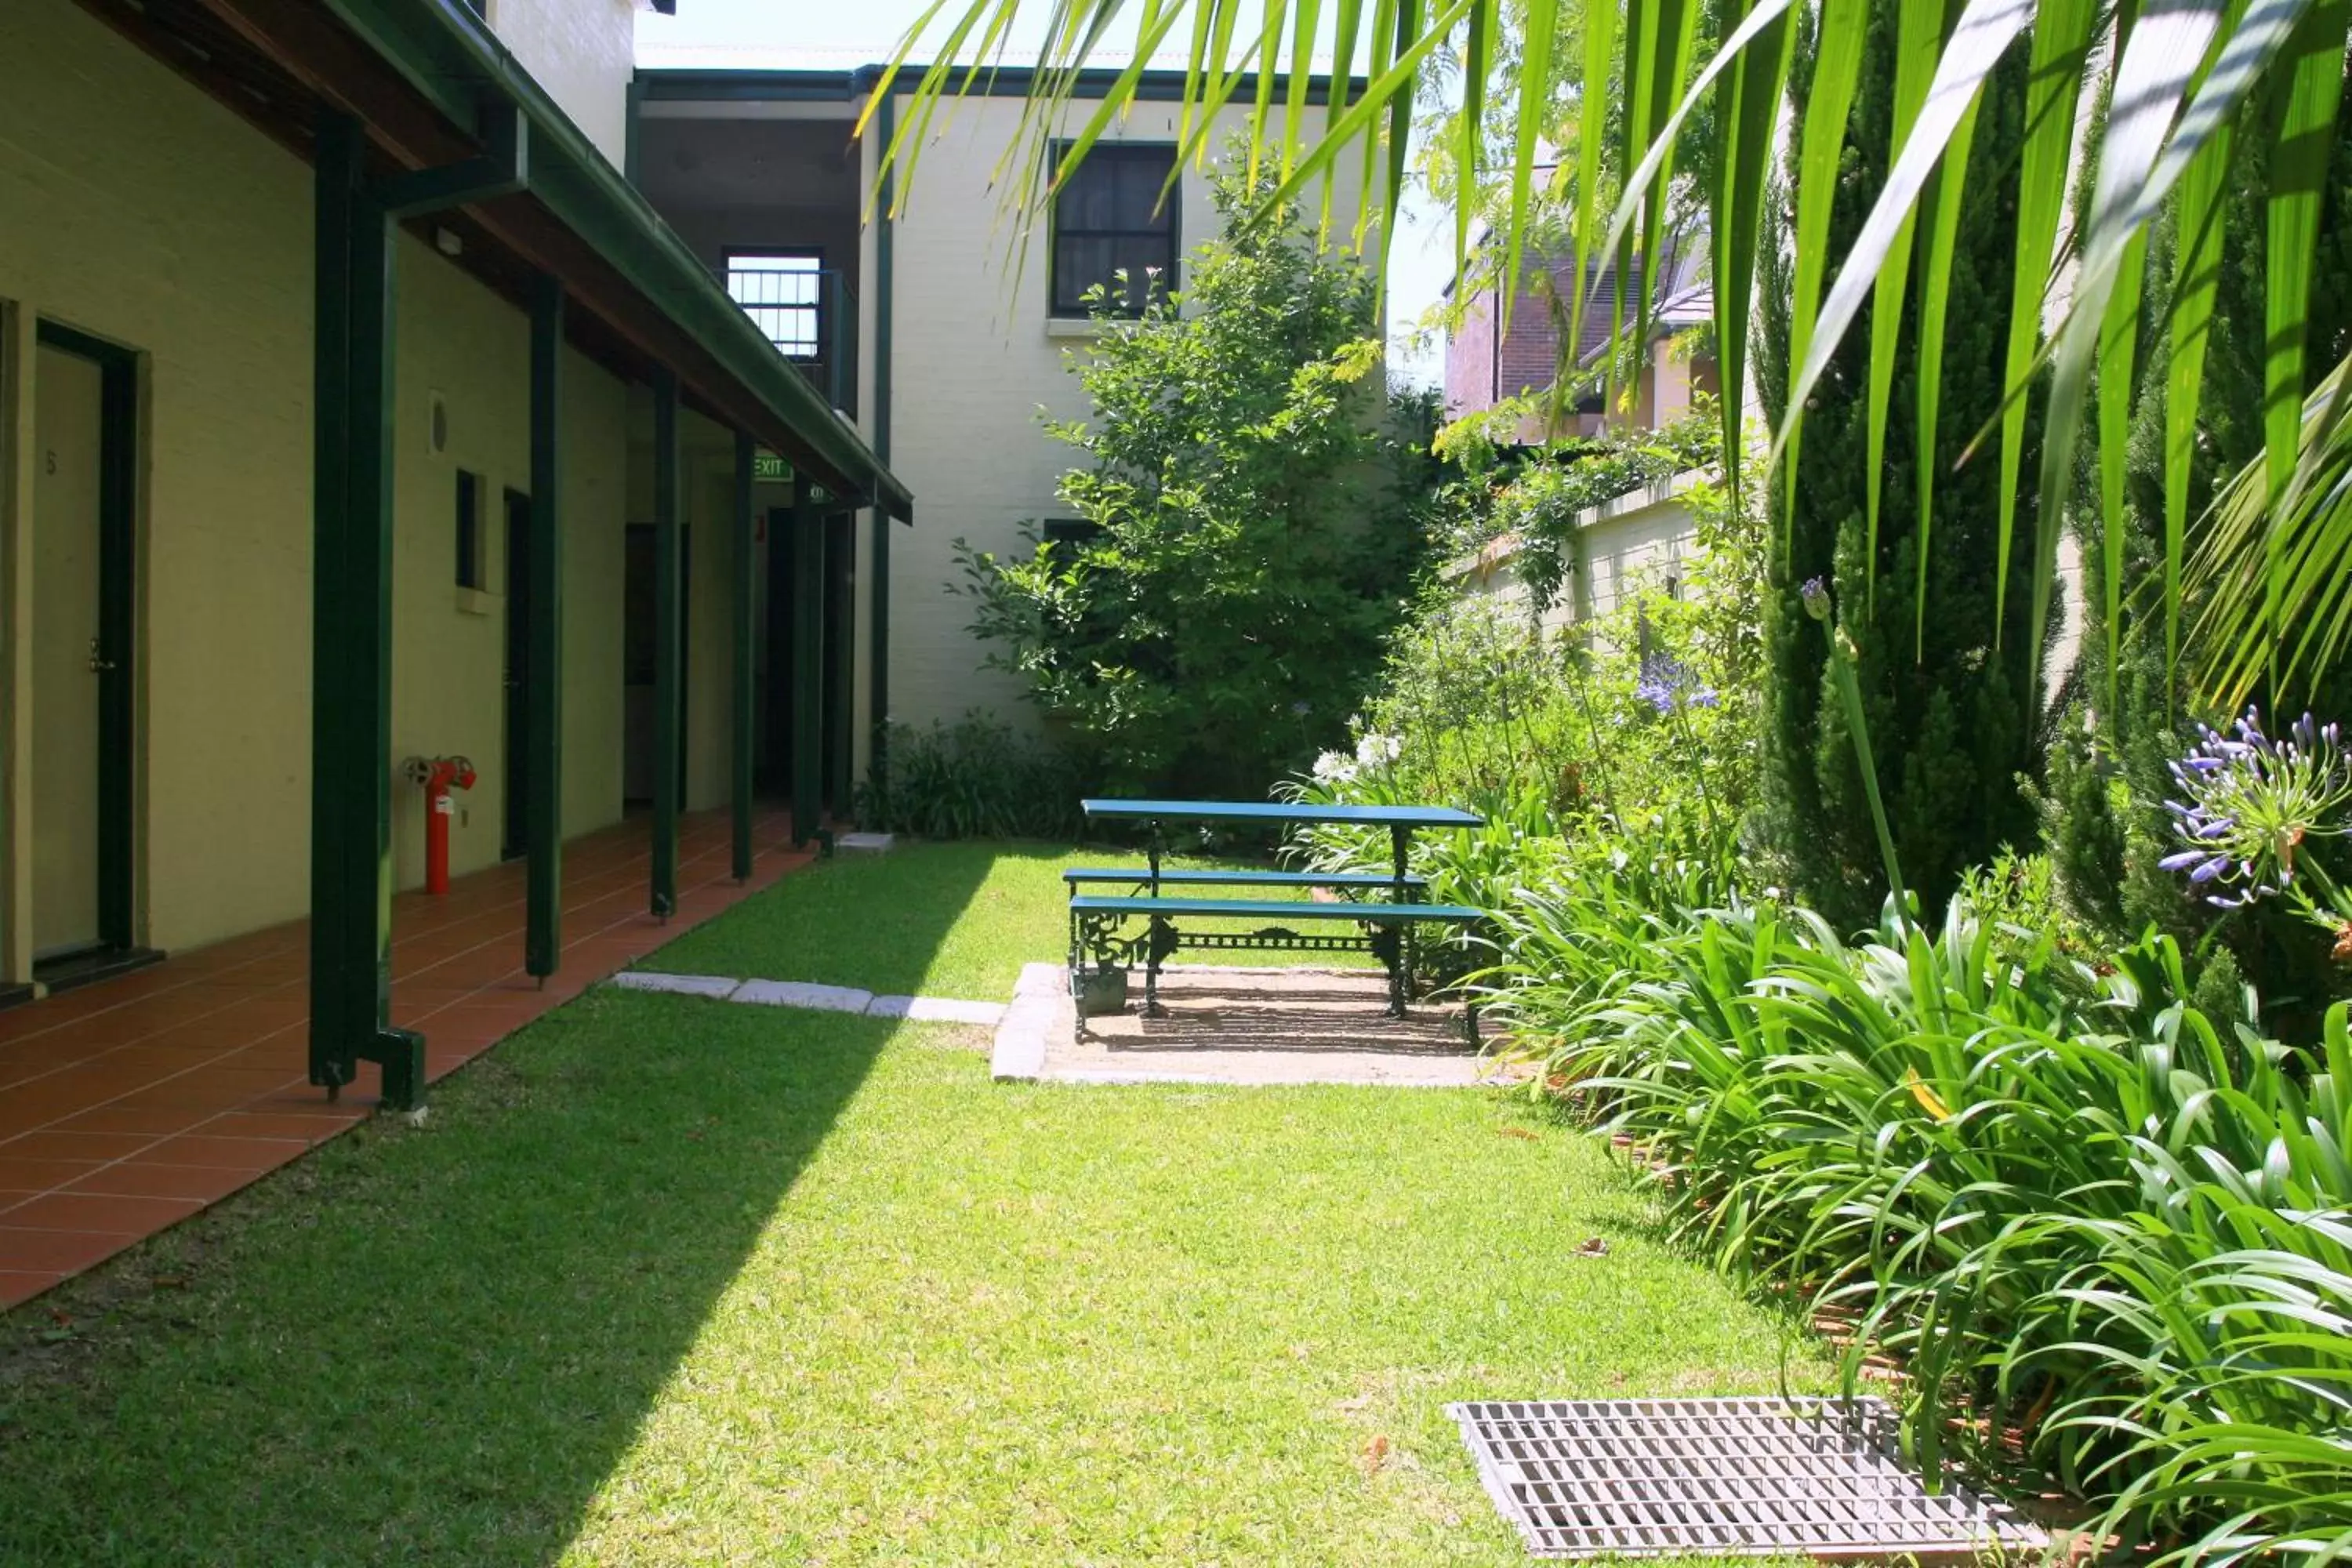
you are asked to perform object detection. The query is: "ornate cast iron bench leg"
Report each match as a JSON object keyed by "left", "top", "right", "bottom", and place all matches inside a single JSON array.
[
  {"left": 1386, "top": 823, "right": 1415, "bottom": 1018},
  {"left": 1069, "top": 905, "right": 1084, "bottom": 1044},
  {"left": 1369, "top": 924, "right": 1406, "bottom": 1018},
  {"left": 1144, "top": 914, "right": 1174, "bottom": 1018}
]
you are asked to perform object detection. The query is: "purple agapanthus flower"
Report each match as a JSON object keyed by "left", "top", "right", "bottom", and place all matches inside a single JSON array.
[
  {"left": 1800, "top": 577, "right": 1831, "bottom": 622},
  {"left": 2161, "top": 708, "right": 2352, "bottom": 909},
  {"left": 1636, "top": 652, "right": 1704, "bottom": 715}
]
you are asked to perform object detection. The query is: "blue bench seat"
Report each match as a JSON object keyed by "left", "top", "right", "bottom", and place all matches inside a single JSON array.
[
  {"left": 1066, "top": 895, "right": 1478, "bottom": 923},
  {"left": 1061, "top": 867, "right": 1428, "bottom": 891}
]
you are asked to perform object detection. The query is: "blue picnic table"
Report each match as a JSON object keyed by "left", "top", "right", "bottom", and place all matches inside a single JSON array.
[{"left": 1071, "top": 797, "right": 1487, "bottom": 1029}]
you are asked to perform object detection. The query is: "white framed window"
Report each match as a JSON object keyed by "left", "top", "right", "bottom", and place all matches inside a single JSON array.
[{"left": 724, "top": 251, "right": 822, "bottom": 361}]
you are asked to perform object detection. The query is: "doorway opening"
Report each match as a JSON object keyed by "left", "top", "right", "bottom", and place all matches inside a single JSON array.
[
  {"left": 502, "top": 488, "right": 531, "bottom": 862},
  {"left": 622, "top": 521, "right": 690, "bottom": 806},
  {"left": 760, "top": 507, "right": 855, "bottom": 817},
  {"left": 30, "top": 321, "right": 150, "bottom": 993}
]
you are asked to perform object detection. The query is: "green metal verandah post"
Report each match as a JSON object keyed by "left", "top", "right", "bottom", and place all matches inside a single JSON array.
[
  {"left": 309, "top": 111, "right": 423, "bottom": 1109},
  {"left": 731, "top": 431, "right": 756, "bottom": 880},
  {"left": 868, "top": 86, "right": 897, "bottom": 817},
  {"left": 792, "top": 474, "right": 823, "bottom": 850},
  {"left": 651, "top": 369, "right": 682, "bottom": 918},
  {"left": 525, "top": 274, "right": 564, "bottom": 978}
]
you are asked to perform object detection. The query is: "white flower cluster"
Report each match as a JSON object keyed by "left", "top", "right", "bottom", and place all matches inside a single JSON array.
[{"left": 1312, "top": 733, "right": 1401, "bottom": 789}]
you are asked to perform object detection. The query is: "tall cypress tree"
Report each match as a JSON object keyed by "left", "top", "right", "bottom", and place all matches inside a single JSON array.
[
  {"left": 2046, "top": 69, "right": 2352, "bottom": 1031},
  {"left": 1755, "top": 0, "right": 2047, "bottom": 928}
]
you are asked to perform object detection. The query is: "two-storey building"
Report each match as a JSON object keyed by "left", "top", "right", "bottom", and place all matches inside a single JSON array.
[{"left": 626, "top": 56, "right": 1364, "bottom": 741}]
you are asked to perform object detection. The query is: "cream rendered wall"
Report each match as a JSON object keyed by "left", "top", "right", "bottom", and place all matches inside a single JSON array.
[
  {"left": 489, "top": 0, "right": 637, "bottom": 172},
  {"left": 1443, "top": 477, "right": 1702, "bottom": 639},
  {"left": 0, "top": 0, "right": 636, "bottom": 957},
  {"left": 1580, "top": 494, "right": 1694, "bottom": 621},
  {"left": 880, "top": 94, "right": 1374, "bottom": 731}
]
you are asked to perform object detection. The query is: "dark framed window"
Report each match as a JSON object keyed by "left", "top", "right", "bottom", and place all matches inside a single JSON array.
[
  {"left": 1051, "top": 143, "right": 1179, "bottom": 318},
  {"left": 455, "top": 469, "right": 485, "bottom": 590},
  {"left": 1039, "top": 516, "right": 1103, "bottom": 568},
  {"left": 725, "top": 250, "right": 822, "bottom": 360}
]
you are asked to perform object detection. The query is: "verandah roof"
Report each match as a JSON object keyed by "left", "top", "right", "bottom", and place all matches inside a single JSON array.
[{"left": 134, "top": 0, "right": 913, "bottom": 520}]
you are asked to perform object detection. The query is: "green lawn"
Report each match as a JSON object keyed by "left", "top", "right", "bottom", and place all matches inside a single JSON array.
[
  {"left": 0, "top": 1002, "right": 1821, "bottom": 1565},
  {"left": 2, "top": 843, "right": 1829, "bottom": 1564},
  {"left": 641, "top": 840, "right": 1373, "bottom": 1000}
]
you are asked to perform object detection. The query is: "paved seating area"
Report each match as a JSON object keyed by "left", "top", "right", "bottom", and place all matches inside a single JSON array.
[{"left": 0, "top": 808, "right": 811, "bottom": 1308}]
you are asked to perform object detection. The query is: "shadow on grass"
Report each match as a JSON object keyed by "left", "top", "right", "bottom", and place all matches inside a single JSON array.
[
  {"left": 0, "top": 886, "right": 986, "bottom": 1565},
  {"left": 0, "top": 841, "right": 1019, "bottom": 1559}
]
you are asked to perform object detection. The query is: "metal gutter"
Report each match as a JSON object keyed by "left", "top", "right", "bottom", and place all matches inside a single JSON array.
[
  {"left": 322, "top": 0, "right": 914, "bottom": 520},
  {"left": 637, "top": 64, "right": 1346, "bottom": 107}
]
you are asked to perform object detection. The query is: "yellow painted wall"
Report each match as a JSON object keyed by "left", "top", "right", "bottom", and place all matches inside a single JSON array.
[
  {"left": 622, "top": 401, "right": 746, "bottom": 817},
  {"left": 0, "top": 0, "right": 641, "bottom": 960},
  {"left": 387, "top": 236, "right": 632, "bottom": 888},
  {"left": 0, "top": 0, "right": 314, "bottom": 956}
]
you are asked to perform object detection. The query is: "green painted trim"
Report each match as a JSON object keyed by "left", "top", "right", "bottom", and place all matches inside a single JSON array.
[
  {"left": 730, "top": 432, "right": 756, "bottom": 881},
  {"left": 378, "top": 100, "right": 528, "bottom": 216},
  {"left": 636, "top": 64, "right": 1346, "bottom": 107},
  {"left": 307, "top": 111, "right": 422, "bottom": 1109},
  {"left": 623, "top": 77, "right": 644, "bottom": 187},
  {"left": 824, "top": 511, "right": 854, "bottom": 813},
  {"left": 34, "top": 321, "right": 138, "bottom": 953},
  {"left": 790, "top": 477, "right": 823, "bottom": 849},
  {"left": 523, "top": 273, "right": 564, "bottom": 977},
  {"left": 321, "top": 0, "right": 912, "bottom": 519},
  {"left": 868, "top": 88, "right": 896, "bottom": 798},
  {"left": 650, "top": 370, "right": 683, "bottom": 918}
]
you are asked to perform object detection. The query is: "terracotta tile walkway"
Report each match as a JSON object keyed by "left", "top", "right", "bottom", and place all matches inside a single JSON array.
[{"left": 0, "top": 807, "right": 812, "bottom": 1308}]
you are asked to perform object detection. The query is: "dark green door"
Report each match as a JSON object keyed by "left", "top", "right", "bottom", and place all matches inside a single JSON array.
[
  {"left": 503, "top": 488, "right": 531, "bottom": 861},
  {"left": 31, "top": 321, "right": 136, "bottom": 963}
]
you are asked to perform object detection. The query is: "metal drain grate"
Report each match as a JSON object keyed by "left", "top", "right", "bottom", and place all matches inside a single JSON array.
[{"left": 1447, "top": 1397, "right": 2047, "bottom": 1560}]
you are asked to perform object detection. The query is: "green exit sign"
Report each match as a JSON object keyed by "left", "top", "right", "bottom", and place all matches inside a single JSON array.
[{"left": 753, "top": 450, "right": 791, "bottom": 485}]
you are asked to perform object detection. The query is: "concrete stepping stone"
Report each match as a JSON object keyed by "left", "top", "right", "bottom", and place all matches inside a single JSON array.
[
  {"left": 733, "top": 979, "right": 875, "bottom": 1014},
  {"left": 612, "top": 972, "right": 742, "bottom": 999},
  {"left": 868, "top": 995, "right": 1006, "bottom": 1025}
]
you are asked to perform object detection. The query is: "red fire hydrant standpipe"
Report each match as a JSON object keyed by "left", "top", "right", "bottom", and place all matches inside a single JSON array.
[{"left": 401, "top": 754, "right": 477, "bottom": 896}]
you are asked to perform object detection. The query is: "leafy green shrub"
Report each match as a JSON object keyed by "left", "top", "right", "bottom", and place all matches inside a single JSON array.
[
  {"left": 1431, "top": 404, "right": 1725, "bottom": 589},
  {"left": 950, "top": 163, "right": 1439, "bottom": 799},
  {"left": 1274, "top": 439, "right": 1762, "bottom": 989},
  {"left": 857, "top": 715, "right": 1084, "bottom": 841},
  {"left": 1287, "top": 581, "right": 1759, "bottom": 849},
  {"left": 1483, "top": 879, "right": 2352, "bottom": 1564}
]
